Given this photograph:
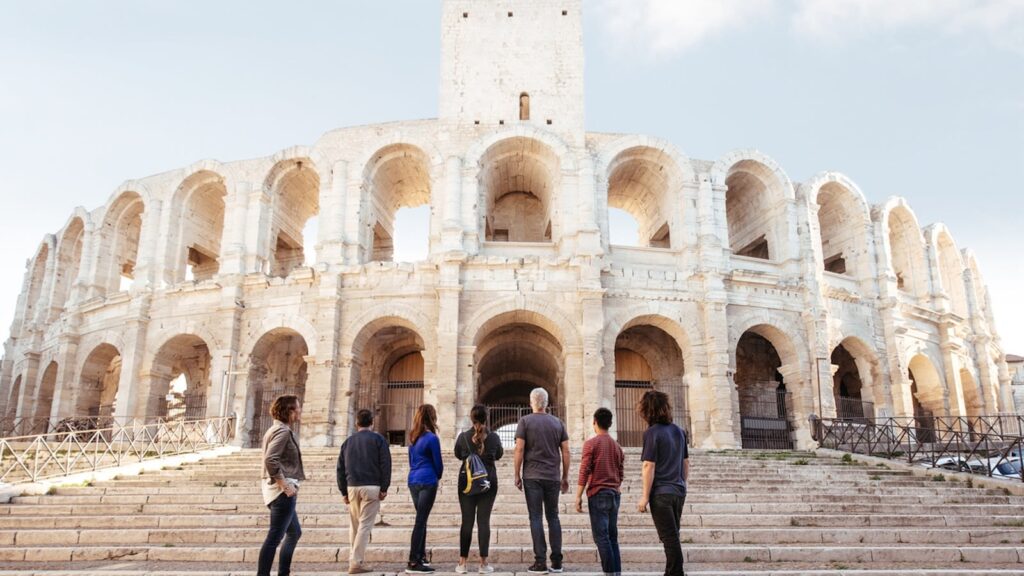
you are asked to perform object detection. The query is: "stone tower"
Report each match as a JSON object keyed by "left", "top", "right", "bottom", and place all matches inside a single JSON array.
[{"left": 439, "top": 0, "right": 585, "bottom": 145}]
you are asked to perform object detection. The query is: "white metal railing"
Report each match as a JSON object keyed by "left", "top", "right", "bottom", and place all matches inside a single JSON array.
[{"left": 0, "top": 416, "right": 235, "bottom": 484}]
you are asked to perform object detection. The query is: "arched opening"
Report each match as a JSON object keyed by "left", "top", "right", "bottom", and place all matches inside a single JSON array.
[
  {"left": 51, "top": 218, "right": 85, "bottom": 315},
  {"left": 481, "top": 137, "right": 559, "bottom": 243},
  {"left": 147, "top": 335, "right": 213, "bottom": 422},
  {"left": 32, "top": 362, "right": 58, "bottom": 432},
  {"left": 266, "top": 159, "right": 319, "bottom": 278},
  {"left": 936, "top": 232, "right": 968, "bottom": 317},
  {"left": 816, "top": 183, "right": 867, "bottom": 277},
  {"left": 475, "top": 314, "right": 564, "bottom": 447},
  {"left": 613, "top": 324, "right": 687, "bottom": 447},
  {"left": 960, "top": 368, "right": 983, "bottom": 416},
  {"left": 735, "top": 330, "right": 793, "bottom": 449},
  {"left": 519, "top": 92, "right": 530, "bottom": 121},
  {"left": 23, "top": 244, "right": 50, "bottom": 325},
  {"left": 167, "top": 171, "right": 227, "bottom": 284},
  {"left": 77, "top": 344, "right": 122, "bottom": 421},
  {"left": 886, "top": 206, "right": 927, "bottom": 298},
  {"left": 247, "top": 328, "right": 309, "bottom": 447},
  {"left": 98, "top": 192, "right": 144, "bottom": 294},
  {"left": 363, "top": 145, "right": 432, "bottom": 262},
  {"left": 350, "top": 322, "right": 426, "bottom": 445},
  {"left": 908, "top": 354, "right": 946, "bottom": 441},
  {"left": 725, "top": 161, "right": 788, "bottom": 261},
  {"left": 831, "top": 344, "right": 872, "bottom": 420},
  {"left": 607, "top": 147, "right": 676, "bottom": 248}
]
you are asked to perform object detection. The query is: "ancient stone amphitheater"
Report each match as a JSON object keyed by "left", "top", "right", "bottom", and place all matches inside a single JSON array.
[{"left": 0, "top": 1, "right": 1021, "bottom": 574}]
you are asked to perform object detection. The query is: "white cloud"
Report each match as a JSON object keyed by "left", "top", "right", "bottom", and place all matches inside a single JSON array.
[
  {"left": 793, "top": 0, "right": 1024, "bottom": 53},
  {"left": 595, "top": 0, "right": 1024, "bottom": 56},
  {"left": 594, "top": 0, "right": 776, "bottom": 58}
]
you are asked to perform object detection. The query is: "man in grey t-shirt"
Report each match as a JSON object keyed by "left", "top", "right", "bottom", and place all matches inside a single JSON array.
[{"left": 514, "top": 388, "right": 570, "bottom": 574}]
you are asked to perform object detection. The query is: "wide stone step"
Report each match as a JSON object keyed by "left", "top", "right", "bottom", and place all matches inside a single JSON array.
[
  {"left": 0, "top": 544, "right": 1021, "bottom": 565},
  {"left": 6, "top": 526, "right": 1024, "bottom": 547}
]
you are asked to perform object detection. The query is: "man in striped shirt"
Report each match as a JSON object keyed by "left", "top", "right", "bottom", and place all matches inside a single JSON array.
[{"left": 575, "top": 407, "right": 625, "bottom": 576}]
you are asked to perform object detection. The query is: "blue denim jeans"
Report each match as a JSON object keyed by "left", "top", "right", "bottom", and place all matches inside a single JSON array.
[
  {"left": 588, "top": 489, "right": 621, "bottom": 575},
  {"left": 408, "top": 483, "right": 438, "bottom": 564},
  {"left": 523, "top": 479, "right": 563, "bottom": 565},
  {"left": 257, "top": 492, "right": 302, "bottom": 576}
]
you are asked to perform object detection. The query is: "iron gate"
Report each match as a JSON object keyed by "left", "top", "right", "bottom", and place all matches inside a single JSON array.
[
  {"left": 739, "top": 388, "right": 793, "bottom": 449},
  {"left": 250, "top": 384, "right": 304, "bottom": 447},
  {"left": 486, "top": 404, "right": 565, "bottom": 448},
  {"left": 615, "top": 380, "right": 653, "bottom": 447}
]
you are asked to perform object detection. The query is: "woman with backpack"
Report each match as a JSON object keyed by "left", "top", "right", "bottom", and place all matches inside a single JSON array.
[
  {"left": 406, "top": 404, "right": 443, "bottom": 574},
  {"left": 454, "top": 404, "right": 503, "bottom": 574}
]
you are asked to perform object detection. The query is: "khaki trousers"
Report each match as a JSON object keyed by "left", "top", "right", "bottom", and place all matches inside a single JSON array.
[{"left": 347, "top": 486, "right": 381, "bottom": 567}]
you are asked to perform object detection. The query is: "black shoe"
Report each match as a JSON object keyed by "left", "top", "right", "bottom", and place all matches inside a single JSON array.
[
  {"left": 406, "top": 563, "right": 435, "bottom": 574},
  {"left": 527, "top": 562, "right": 548, "bottom": 574},
  {"left": 550, "top": 560, "right": 563, "bottom": 573}
]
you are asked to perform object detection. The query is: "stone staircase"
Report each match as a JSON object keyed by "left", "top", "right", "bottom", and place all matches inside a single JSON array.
[{"left": 1, "top": 447, "right": 1024, "bottom": 575}]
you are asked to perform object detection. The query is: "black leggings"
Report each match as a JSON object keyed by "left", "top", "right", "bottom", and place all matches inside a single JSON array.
[{"left": 458, "top": 487, "right": 498, "bottom": 558}]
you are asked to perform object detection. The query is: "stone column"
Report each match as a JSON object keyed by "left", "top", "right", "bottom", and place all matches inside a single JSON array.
[
  {"left": 460, "top": 164, "right": 481, "bottom": 255},
  {"left": 574, "top": 157, "right": 602, "bottom": 256},
  {"left": 113, "top": 296, "right": 152, "bottom": 424},
  {"left": 219, "top": 181, "right": 253, "bottom": 276},
  {"left": 442, "top": 156, "right": 464, "bottom": 252},
  {"left": 243, "top": 186, "right": 272, "bottom": 275},
  {"left": 302, "top": 354, "right": 333, "bottom": 447},
  {"left": 435, "top": 260, "right": 463, "bottom": 447},
  {"left": 317, "top": 161, "right": 348, "bottom": 267},
  {"left": 130, "top": 199, "right": 162, "bottom": 293},
  {"left": 563, "top": 347, "right": 586, "bottom": 442},
  {"left": 306, "top": 273, "right": 343, "bottom": 447},
  {"left": 580, "top": 289, "right": 606, "bottom": 438},
  {"left": 49, "top": 332, "right": 81, "bottom": 420},
  {"left": 779, "top": 362, "right": 814, "bottom": 449},
  {"left": 456, "top": 345, "right": 477, "bottom": 436},
  {"left": 15, "top": 352, "right": 40, "bottom": 420}
]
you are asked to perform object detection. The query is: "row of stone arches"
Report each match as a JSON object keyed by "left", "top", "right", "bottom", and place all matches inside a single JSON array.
[
  {"left": 16, "top": 132, "right": 989, "bottom": 343},
  {"left": 4, "top": 305, "right": 989, "bottom": 449}
]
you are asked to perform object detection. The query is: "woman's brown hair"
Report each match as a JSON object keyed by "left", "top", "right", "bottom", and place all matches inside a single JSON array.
[
  {"left": 270, "top": 394, "right": 300, "bottom": 423},
  {"left": 637, "top": 389, "right": 673, "bottom": 426},
  {"left": 410, "top": 404, "right": 438, "bottom": 446},
  {"left": 470, "top": 404, "right": 489, "bottom": 455}
]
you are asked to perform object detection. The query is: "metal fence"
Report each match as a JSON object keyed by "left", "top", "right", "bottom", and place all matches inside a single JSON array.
[
  {"left": 164, "top": 391, "right": 209, "bottom": 423},
  {"left": 0, "top": 416, "right": 235, "bottom": 484},
  {"left": 815, "top": 416, "right": 1024, "bottom": 482}
]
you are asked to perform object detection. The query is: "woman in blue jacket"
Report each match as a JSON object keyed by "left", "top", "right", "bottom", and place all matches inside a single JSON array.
[{"left": 406, "top": 404, "right": 443, "bottom": 573}]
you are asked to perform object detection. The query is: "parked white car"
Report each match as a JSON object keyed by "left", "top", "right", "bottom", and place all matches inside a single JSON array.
[{"left": 966, "top": 456, "right": 1023, "bottom": 479}]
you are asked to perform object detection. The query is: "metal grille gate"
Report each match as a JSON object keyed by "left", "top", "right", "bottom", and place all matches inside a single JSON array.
[
  {"left": 739, "top": 387, "right": 794, "bottom": 449},
  {"left": 250, "top": 384, "right": 304, "bottom": 447},
  {"left": 486, "top": 404, "right": 565, "bottom": 448},
  {"left": 615, "top": 380, "right": 691, "bottom": 448}
]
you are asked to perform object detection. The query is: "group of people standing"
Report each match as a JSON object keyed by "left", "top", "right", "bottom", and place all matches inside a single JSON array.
[{"left": 258, "top": 388, "right": 690, "bottom": 576}]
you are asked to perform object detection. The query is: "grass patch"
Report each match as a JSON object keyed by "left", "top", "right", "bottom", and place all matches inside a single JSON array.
[
  {"left": 868, "top": 474, "right": 881, "bottom": 480},
  {"left": 792, "top": 459, "right": 809, "bottom": 466},
  {"left": 213, "top": 481, "right": 228, "bottom": 488},
  {"left": 931, "top": 475, "right": 946, "bottom": 482},
  {"left": 841, "top": 454, "right": 853, "bottom": 463}
]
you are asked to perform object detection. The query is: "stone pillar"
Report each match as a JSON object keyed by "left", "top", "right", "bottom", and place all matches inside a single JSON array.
[
  {"left": 574, "top": 157, "right": 602, "bottom": 256},
  {"left": 778, "top": 362, "right": 814, "bottom": 449},
  {"left": 15, "top": 352, "right": 40, "bottom": 420},
  {"left": 318, "top": 161, "right": 348, "bottom": 267},
  {"left": 243, "top": 186, "right": 272, "bottom": 275},
  {"left": 580, "top": 289, "right": 606, "bottom": 440},
  {"left": 219, "top": 182, "right": 253, "bottom": 276},
  {"left": 940, "top": 339, "right": 967, "bottom": 417},
  {"left": 302, "top": 354, "right": 333, "bottom": 447},
  {"left": 79, "top": 221, "right": 106, "bottom": 301},
  {"left": 460, "top": 163, "right": 481, "bottom": 255},
  {"left": 341, "top": 171, "right": 365, "bottom": 265},
  {"left": 442, "top": 156, "right": 464, "bottom": 252},
  {"left": 456, "top": 345, "right": 477, "bottom": 437},
  {"left": 435, "top": 261, "right": 463, "bottom": 447},
  {"left": 49, "top": 333, "right": 81, "bottom": 420},
  {"left": 113, "top": 297, "right": 152, "bottom": 424},
  {"left": 703, "top": 299, "right": 736, "bottom": 448},
  {"left": 130, "top": 199, "right": 162, "bottom": 293},
  {"left": 563, "top": 347, "right": 586, "bottom": 442}
]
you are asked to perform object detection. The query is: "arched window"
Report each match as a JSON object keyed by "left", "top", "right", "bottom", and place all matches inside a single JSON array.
[{"left": 519, "top": 92, "right": 530, "bottom": 121}]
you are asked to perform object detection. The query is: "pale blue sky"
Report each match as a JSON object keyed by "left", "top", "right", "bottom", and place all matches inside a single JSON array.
[{"left": 0, "top": 1, "right": 1021, "bottom": 354}]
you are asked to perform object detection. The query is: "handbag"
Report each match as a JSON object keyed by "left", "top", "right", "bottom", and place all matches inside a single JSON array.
[{"left": 461, "top": 432, "right": 492, "bottom": 496}]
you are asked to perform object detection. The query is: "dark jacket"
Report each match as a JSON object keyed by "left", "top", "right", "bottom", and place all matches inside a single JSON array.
[
  {"left": 454, "top": 428, "right": 503, "bottom": 492},
  {"left": 337, "top": 429, "right": 392, "bottom": 494},
  {"left": 262, "top": 420, "right": 306, "bottom": 483}
]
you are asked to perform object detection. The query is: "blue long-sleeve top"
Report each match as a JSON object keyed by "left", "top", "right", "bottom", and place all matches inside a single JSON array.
[{"left": 407, "top": 431, "right": 444, "bottom": 486}]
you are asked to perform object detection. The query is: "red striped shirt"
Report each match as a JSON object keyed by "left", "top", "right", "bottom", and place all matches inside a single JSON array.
[{"left": 577, "top": 433, "right": 624, "bottom": 498}]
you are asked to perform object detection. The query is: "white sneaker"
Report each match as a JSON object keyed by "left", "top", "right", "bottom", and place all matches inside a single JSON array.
[
  {"left": 455, "top": 564, "right": 468, "bottom": 574},
  {"left": 478, "top": 565, "right": 494, "bottom": 574}
]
